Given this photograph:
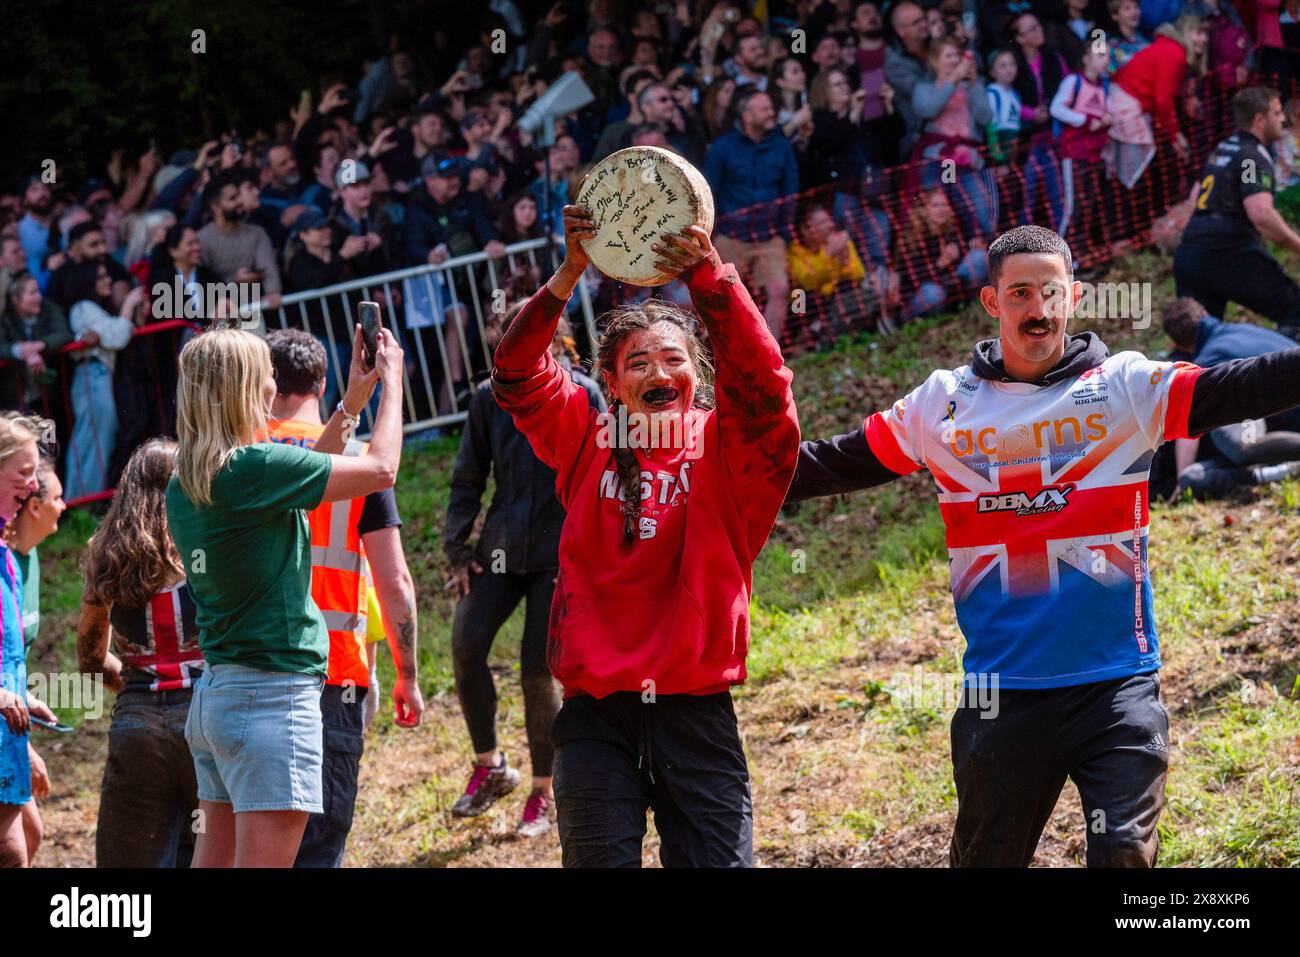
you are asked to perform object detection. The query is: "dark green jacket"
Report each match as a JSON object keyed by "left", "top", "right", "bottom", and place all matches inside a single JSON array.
[{"left": 0, "top": 300, "right": 73, "bottom": 407}]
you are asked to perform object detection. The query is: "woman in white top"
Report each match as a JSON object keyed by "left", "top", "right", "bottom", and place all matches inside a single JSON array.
[{"left": 65, "top": 262, "right": 134, "bottom": 501}]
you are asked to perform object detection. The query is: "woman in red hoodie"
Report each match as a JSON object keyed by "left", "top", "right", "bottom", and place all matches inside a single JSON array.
[
  {"left": 1107, "top": 15, "right": 1208, "bottom": 187},
  {"left": 491, "top": 206, "right": 799, "bottom": 867}
]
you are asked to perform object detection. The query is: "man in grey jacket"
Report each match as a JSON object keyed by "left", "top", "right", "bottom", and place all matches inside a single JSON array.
[{"left": 884, "top": 0, "right": 931, "bottom": 155}]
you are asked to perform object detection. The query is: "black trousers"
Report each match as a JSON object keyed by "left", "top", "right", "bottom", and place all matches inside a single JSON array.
[
  {"left": 1174, "top": 241, "right": 1300, "bottom": 335},
  {"left": 552, "top": 691, "right": 752, "bottom": 868},
  {"left": 294, "top": 683, "right": 367, "bottom": 868},
  {"left": 1209, "top": 413, "right": 1300, "bottom": 466},
  {"left": 450, "top": 567, "right": 560, "bottom": 776},
  {"left": 949, "top": 673, "right": 1170, "bottom": 868},
  {"left": 95, "top": 689, "right": 197, "bottom": 868}
]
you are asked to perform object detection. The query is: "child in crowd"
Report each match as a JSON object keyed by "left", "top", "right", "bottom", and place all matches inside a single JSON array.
[
  {"left": 986, "top": 49, "right": 1023, "bottom": 165},
  {"left": 1052, "top": 43, "right": 1114, "bottom": 253},
  {"left": 1108, "top": 0, "right": 1150, "bottom": 75},
  {"left": 894, "top": 188, "right": 988, "bottom": 322}
]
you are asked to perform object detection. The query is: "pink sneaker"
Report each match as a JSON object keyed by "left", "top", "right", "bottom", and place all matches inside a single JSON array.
[
  {"left": 450, "top": 754, "right": 520, "bottom": 817},
  {"left": 516, "top": 789, "right": 554, "bottom": 838}
]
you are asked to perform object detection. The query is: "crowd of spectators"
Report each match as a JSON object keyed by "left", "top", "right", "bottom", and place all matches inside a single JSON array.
[{"left": 1, "top": 0, "right": 1295, "bottom": 502}]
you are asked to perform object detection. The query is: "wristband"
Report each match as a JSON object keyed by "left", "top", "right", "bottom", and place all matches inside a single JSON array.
[{"left": 336, "top": 400, "right": 360, "bottom": 441}]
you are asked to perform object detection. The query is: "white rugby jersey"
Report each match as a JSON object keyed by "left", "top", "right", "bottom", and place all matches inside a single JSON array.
[{"left": 865, "top": 351, "right": 1202, "bottom": 688}]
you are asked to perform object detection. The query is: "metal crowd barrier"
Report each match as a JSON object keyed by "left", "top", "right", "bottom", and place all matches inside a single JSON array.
[{"left": 257, "top": 237, "right": 599, "bottom": 437}]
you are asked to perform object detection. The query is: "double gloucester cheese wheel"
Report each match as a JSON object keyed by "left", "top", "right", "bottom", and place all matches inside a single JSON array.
[{"left": 575, "top": 146, "right": 715, "bottom": 287}]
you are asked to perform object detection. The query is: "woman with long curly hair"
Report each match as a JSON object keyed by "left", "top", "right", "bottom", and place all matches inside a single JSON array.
[
  {"left": 492, "top": 206, "right": 799, "bottom": 867},
  {"left": 78, "top": 439, "right": 204, "bottom": 867}
]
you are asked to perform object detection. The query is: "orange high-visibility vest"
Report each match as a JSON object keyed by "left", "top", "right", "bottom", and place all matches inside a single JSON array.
[{"left": 265, "top": 418, "right": 370, "bottom": 688}]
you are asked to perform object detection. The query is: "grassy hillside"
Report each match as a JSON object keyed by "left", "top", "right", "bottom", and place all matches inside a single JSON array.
[{"left": 25, "top": 250, "right": 1300, "bottom": 867}]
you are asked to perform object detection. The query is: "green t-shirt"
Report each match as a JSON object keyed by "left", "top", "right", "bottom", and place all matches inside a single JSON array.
[
  {"left": 14, "top": 546, "right": 38, "bottom": 656},
  {"left": 165, "top": 442, "right": 333, "bottom": 676}
]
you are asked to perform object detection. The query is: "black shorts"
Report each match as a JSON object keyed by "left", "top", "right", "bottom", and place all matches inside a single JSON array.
[
  {"left": 949, "top": 672, "right": 1170, "bottom": 867},
  {"left": 552, "top": 690, "right": 752, "bottom": 868}
]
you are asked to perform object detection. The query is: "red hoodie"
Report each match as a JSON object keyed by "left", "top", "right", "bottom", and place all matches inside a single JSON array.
[
  {"left": 492, "top": 251, "right": 799, "bottom": 699},
  {"left": 1114, "top": 33, "right": 1189, "bottom": 143}
]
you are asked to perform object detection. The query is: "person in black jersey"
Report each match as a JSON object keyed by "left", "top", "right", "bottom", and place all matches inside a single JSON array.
[{"left": 1174, "top": 87, "right": 1300, "bottom": 342}]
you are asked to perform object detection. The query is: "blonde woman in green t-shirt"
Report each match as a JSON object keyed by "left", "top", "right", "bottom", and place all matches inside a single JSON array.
[{"left": 166, "top": 324, "right": 403, "bottom": 868}]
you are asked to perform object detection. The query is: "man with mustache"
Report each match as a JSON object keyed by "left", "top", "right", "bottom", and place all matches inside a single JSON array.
[{"left": 788, "top": 225, "right": 1300, "bottom": 867}]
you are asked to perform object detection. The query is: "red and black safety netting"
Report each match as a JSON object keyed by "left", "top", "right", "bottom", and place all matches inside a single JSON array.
[
  {"left": 0, "top": 320, "right": 196, "bottom": 507},
  {"left": 588, "top": 71, "right": 1252, "bottom": 355}
]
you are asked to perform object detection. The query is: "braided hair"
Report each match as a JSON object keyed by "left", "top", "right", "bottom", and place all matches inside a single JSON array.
[{"left": 592, "top": 298, "right": 715, "bottom": 547}]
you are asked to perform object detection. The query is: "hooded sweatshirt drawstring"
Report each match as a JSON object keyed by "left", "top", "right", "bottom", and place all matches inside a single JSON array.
[{"left": 636, "top": 702, "right": 655, "bottom": 784}]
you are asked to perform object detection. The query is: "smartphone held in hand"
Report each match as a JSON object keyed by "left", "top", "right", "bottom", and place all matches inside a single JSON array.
[{"left": 359, "top": 301, "right": 382, "bottom": 369}]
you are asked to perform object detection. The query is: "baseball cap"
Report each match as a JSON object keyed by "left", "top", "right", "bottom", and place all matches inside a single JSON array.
[
  {"left": 421, "top": 152, "right": 461, "bottom": 179},
  {"left": 415, "top": 93, "right": 446, "bottom": 117},
  {"left": 335, "top": 159, "right": 372, "bottom": 190},
  {"left": 460, "top": 108, "right": 491, "bottom": 132},
  {"left": 291, "top": 207, "right": 329, "bottom": 233}
]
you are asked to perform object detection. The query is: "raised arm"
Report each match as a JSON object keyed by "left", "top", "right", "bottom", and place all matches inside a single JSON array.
[
  {"left": 321, "top": 328, "right": 404, "bottom": 502},
  {"left": 491, "top": 206, "right": 600, "bottom": 502},
  {"left": 315, "top": 324, "right": 381, "bottom": 456},
  {"left": 665, "top": 230, "right": 799, "bottom": 497},
  {"left": 912, "top": 80, "right": 957, "bottom": 120}
]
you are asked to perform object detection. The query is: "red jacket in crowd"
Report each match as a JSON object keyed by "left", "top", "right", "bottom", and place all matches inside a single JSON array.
[
  {"left": 1114, "top": 33, "right": 1191, "bottom": 142},
  {"left": 492, "top": 251, "right": 799, "bottom": 699}
]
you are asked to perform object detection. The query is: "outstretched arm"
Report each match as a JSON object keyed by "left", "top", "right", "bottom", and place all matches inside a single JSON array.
[
  {"left": 787, "top": 426, "right": 904, "bottom": 502},
  {"left": 787, "top": 375, "right": 933, "bottom": 501},
  {"left": 1184, "top": 348, "right": 1300, "bottom": 437}
]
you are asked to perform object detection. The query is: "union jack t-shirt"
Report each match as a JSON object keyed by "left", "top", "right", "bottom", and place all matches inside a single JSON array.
[
  {"left": 110, "top": 581, "right": 205, "bottom": 692},
  {"left": 865, "top": 352, "right": 1201, "bottom": 689}
]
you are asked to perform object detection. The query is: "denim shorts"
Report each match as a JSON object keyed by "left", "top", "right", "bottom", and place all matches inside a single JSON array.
[{"left": 184, "top": 664, "right": 325, "bottom": 814}]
